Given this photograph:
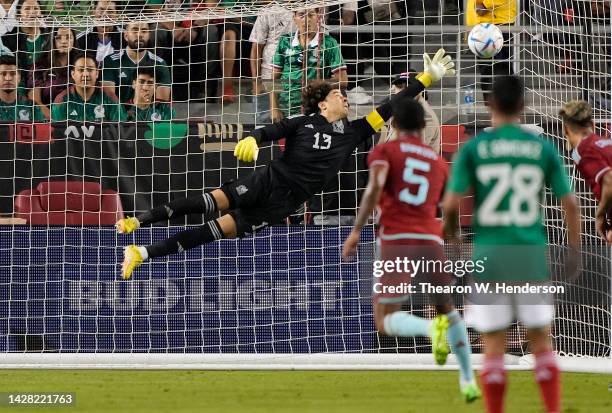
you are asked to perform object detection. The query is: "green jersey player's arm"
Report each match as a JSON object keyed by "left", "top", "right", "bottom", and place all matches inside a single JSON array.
[
  {"left": 442, "top": 139, "right": 474, "bottom": 240},
  {"left": 545, "top": 142, "right": 581, "bottom": 250}
]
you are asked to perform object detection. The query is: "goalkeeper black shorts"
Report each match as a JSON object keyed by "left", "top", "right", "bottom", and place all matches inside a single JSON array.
[{"left": 220, "top": 166, "right": 303, "bottom": 236}]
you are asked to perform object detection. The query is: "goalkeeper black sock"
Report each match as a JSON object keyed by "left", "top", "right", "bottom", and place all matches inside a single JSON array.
[
  {"left": 137, "top": 193, "right": 218, "bottom": 225},
  {"left": 146, "top": 219, "right": 224, "bottom": 258}
]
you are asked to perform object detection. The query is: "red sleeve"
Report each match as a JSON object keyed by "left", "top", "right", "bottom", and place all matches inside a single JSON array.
[
  {"left": 577, "top": 147, "right": 611, "bottom": 185},
  {"left": 367, "top": 143, "right": 390, "bottom": 168}
]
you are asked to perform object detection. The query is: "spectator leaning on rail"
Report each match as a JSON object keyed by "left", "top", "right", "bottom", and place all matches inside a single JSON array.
[
  {"left": 270, "top": 7, "right": 347, "bottom": 122},
  {"left": 384, "top": 72, "right": 440, "bottom": 154},
  {"left": 51, "top": 52, "right": 127, "bottom": 122},
  {"left": 124, "top": 66, "right": 175, "bottom": 121},
  {"left": 75, "top": 0, "right": 123, "bottom": 63},
  {"left": 249, "top": 0, "right": 295, "bottom": 124},
  {"left": 0, "top": 54, "right": 46, "bottom": 121},
  {"left": 466, "top": 0, "right": 516, "bottom": 104},
  {"left": 101, "top": 21, "right": 172, "bottom": 103}
]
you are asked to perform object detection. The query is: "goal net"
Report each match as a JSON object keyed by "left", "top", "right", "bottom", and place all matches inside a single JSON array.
[{"left": 0, "top": 0, "right": 610, "bottom": 371}]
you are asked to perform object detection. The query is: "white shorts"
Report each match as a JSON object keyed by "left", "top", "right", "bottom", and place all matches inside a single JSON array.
[{"left": 465, "top": 292, "right": 554, "bottom": 333}]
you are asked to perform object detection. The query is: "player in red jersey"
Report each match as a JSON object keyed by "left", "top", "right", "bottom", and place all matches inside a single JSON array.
[
  {"left": 342, "top": 99, "right": 480, "bottom": 402},
  {"left": 560, "top": 100, "right": 612, "bottom": 243}
]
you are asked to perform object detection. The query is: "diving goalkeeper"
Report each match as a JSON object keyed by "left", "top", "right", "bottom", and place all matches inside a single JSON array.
[{"left": 117, "top": 49, "right": 456, "bottom": 279}]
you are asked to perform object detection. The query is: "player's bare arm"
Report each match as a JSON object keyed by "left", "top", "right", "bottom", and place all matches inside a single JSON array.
[
  {"left": 342, "top": 163, "right": 388, "bottom": 260},
  {"left": 596, "top": 171, "right": 612, "bottom": 242}
]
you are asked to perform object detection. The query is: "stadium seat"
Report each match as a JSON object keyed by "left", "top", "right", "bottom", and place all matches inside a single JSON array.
[
  {"left": 14, "top": 181, "right": 123, "bottom": 225},
  {"left": 440, "top": 124, "right": 470, "bottom": 161}
]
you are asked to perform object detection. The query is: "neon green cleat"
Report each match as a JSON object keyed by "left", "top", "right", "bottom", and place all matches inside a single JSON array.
[
  {"left": 461, "top": 382, "right": 482, "bottom": 403},
  {"left": 121, "top": 245, "right": 144, "bottom": 280},
  {"left": 429, "top": 315, "right": 450, "bottom": 365}
]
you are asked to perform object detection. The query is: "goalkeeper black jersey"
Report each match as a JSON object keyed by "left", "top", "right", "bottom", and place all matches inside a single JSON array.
[{"left": 250, "top": 80, "right": 425, "bottom": 200}]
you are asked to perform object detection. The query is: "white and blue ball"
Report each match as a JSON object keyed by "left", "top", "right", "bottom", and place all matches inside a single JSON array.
[{"left": 468, "top": 23, "right": 504, "bottom": 59}]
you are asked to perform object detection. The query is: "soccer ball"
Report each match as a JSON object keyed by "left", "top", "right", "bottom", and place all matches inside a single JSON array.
[{"left": 468, "top": 23, "right": 504, "bottom": 58}]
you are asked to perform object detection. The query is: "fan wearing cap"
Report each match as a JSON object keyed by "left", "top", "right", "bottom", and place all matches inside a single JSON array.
[
  {"left": 560, "top": 100, "right": 612, "bottom": 244},
  {"left": 385, "top": 72, "right": 440, "bottom": 154}
]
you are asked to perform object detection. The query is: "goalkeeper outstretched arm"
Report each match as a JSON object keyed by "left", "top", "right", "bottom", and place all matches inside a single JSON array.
[{"left": 360, "top": 49, "right": 455, "bottom": 134}]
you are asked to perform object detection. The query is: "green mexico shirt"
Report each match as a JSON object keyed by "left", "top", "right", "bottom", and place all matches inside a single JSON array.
[
  {"left": 51, "top": 87, "right": 128, "bottom": 122},
  {"left": 102, "top": 49, "right": 171, "bottom": 101},
  {"left": 271, "top": 32, "right": 346, "bottom": 116},
  {"left": 0, "top": 92, "right": 46, "bottom": 122},
  {"left": 447, "top": 124, "right": 572, "bottom": 281},
  {"left": 125, "top": 101, "right": 175, "bottom": 121},
  {"left": 24, "top": 33, "right": 46, "bottom": 68}
]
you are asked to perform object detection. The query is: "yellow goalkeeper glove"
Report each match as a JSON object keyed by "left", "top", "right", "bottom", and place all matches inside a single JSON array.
[
  {"left": 234, "top": 136, "right": 259, "bottom": 162},
  {"left": 115, "top": 216, "right": 140, "bottom": 234},
  {"left": 417, "top": 48, "right": 456, "bottom": 88}
]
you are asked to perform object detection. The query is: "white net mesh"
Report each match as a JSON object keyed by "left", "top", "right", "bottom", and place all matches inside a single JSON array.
[{"left": 0, "top": 0, "right": 610, "bottom": 367}]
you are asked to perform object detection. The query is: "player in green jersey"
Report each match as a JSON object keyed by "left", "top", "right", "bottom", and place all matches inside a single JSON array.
[
  {"left": 442, "top": 75, "right": 581, "bottom": 413},
  {"left": 102, "top": 21, "right": 172, "bottom": 102},
  {"left": 51, "top": 52, "right": 127, "bottom": 122},
  {"left": 0, "top": 55, "right": 46, "bottom": 122},
  {"left": 125, "top": 67, "right": 175, "bottom": 122},
  {"left": 270, "top": 7, "right": 347, "bottom": 120}
]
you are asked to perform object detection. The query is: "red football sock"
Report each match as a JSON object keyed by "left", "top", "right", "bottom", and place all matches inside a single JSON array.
[
  {"left": 480, "top": 354, "right": 507, "bottom": 413},
  {"left": 534, "top": 351, "right": 561, "bottom": 413}
]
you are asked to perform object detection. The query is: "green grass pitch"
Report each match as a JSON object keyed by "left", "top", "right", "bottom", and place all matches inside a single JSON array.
[{"left": 0, "top": 370, "right": 609, "bottom": 412}]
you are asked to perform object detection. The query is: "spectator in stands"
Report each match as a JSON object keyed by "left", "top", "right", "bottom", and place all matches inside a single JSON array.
[
  {"left": 339, "top": 1, "right": 407, "bottom": 106},
  {"left": 148, "top": 0, "right": 218, "bottom": 101},
  {"left": 466, "top": 0, "right": 516, "bottom": 104},
  {"left": 125, "top": 67, "right": 175, "bottom": 121},
  {"left": 385, "top": 72, "right": 440, "bottom": 153},
  {"left": 52, "top": 52, "right": 127, "bottom": 122},
  {"left": 270, "top": 7, "right": 347, "bottom": 121},
  {"left": 249, "top": 2, "right": 294, "bottom": 123},
  {"left": 75, "top": 0, "right": 122, "bottom": 63},
  {"left": 211, "top": 0, "right": 255, "bottom": 104},
  {"left": 0, "top": 54, "right": 46, "bottom": 121},
  {"left": 30, "top": 27, "right": 75, "bottom": 118},
  {"left": 2, "top": 0, "right": 50, "bottom": 72},
  {"left": 0, "top": 0, "right": 18, "bottom": 38},
  {"left": 102, "top": 21, "right": 171, "bottom": 102}
]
